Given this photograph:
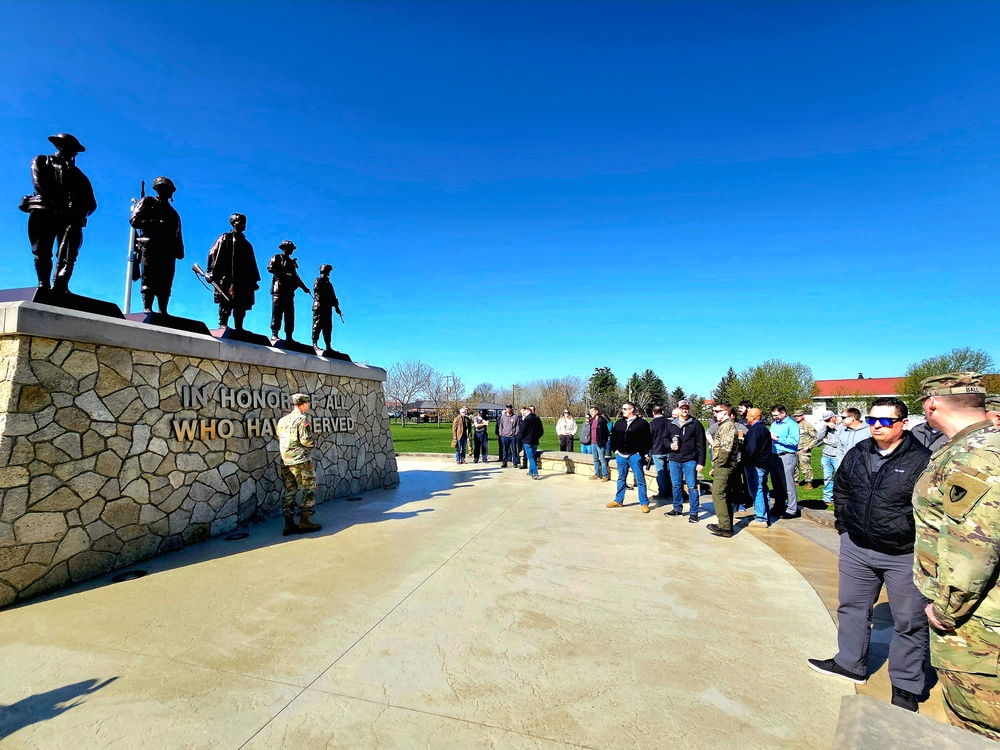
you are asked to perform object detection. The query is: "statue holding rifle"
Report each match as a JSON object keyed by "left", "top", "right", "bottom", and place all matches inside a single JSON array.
[
  {"left": 205, "top": 212, "right": 260, "bottom": 330},
  {"left": 129, "top": 176, "right": 183, "bottom": 314},
  {"left": 267, "top": 240, "right": 310, "bottom": 341},
  {"left": 311, "top": 263, "right": 343, "bottom": 352}
]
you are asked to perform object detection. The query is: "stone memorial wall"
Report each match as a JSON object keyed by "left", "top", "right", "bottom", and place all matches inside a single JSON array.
[{"left": 0, "top": 301, "right": 398, "bottom": 607}]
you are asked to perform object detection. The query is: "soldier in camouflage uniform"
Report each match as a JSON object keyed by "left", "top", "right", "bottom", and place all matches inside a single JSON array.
[
  {"left": 792, "top": 410, "right": 817, "bottom": 488},
  {"left": 277, "top": 393, "right": 322, "bottom": 536},
  {"left": 706, "top": 403, "right": 740, "bottom": 538},
  {"left": 987, "top": 395, "right": 1000, "bottom": 428},
  {"left": 912, "top": 372, "right": 1000, "bottom": 740}
]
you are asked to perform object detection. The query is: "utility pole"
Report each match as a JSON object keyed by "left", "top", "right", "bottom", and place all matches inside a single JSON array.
[{"left": 123, "top": 197, "right": 137, "bottom": 314}]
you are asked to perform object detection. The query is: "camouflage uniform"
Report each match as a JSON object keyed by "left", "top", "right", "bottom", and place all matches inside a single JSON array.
[
  {"left": 277, "top": 407, "right": 316, "bottom": 518},
  {"left": 795, "top": 415, "right": 817, "bottom": 484},
  {"left": 710, "top": 419, "right": 739, "bottom": 533},
  {"left": 912, "top": 373, "right": 1000, "bottom": 740}
]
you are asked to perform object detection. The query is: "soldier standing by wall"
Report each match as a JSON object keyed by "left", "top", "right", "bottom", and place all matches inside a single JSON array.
[
  {"left": 130, "top": 176, "right": 183, "bottom": 314},
  {"left": 793, "top": 410, "right": 818, "bottom": 488},
  {"left": 912, "top": 372, "right": 1000, "bottom": 740},
  {"left": 25, "top": 133, "right": 97, "bottom": 292},
  {"left": 206, "top": 213, "right": 260, "bottom": 330},
  {"left": 312, "top": 263, "right": 341, "bottom": 351},
  {"left": 277, "top": 393, "right": 322, "bottom": 536},
  {"left": 268, "top": 240, "right": 310, "bottom": 341}
]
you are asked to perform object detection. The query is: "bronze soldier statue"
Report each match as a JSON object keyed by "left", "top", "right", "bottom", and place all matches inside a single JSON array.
[
  {"left": 311, "top": 263, "right": 342, "bottom": 351},
  {"left": 267, "top": 240, "right": 309, "bottom": 341},
  {"left": 129, "top": 176, "right": 184, "bottom": 314},
  {"left": 24, "top": 133, "right": 97, "bottom": 292},
  {"left": 206, "top": 213, "right": 260, "bottom": 330}
]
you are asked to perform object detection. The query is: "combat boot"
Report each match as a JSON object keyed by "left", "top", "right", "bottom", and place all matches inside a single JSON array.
[
  {"left": 141, "top": 291, "right": 154, "bottom": 313},
  {"left": 282, "top": 515, "right": 299, "bottom": 536},
  {"left": 297, "top": 511, "right": 322, "bottom": 534}
]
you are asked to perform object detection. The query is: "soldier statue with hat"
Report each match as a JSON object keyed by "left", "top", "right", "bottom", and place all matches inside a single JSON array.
[
  {"left": 912, "top": 371, "right": 1000, "bottom": 738},
  {"left": 276, "top": 393, "right": 322, "bottom": 535},
  {"left": 311, "top": 263, "right": 342, "bottom": 352},
  {"left": 23, "top": 133, "right": 97, "bottom": 292},
  {"left": 267, "top": 240, "right": 310, "bottom": 341},
  {"left": 205, "top": 213, "right": 260, "bottom": 330},
  {"left": 129, "top": 176, "right": 184, "bottom": 314}
]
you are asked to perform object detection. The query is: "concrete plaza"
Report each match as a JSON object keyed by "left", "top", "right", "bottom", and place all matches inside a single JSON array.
[{"left": 0, "top": 457, "right": 858, "bottom": 748}]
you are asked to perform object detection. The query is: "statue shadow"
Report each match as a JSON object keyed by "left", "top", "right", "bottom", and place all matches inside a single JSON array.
[{"left": 0, "top": 677, "right": 118, "bottom": 740}]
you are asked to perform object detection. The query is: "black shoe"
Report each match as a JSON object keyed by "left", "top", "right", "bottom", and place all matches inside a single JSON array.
[
  {"left": 501, "top": 463, "right": 508, "bottom": 468},
  {"left": 665, "top": 509, "right": 684, "bottom": 517},
  {"left": 891, "top": 686, "right": 919, "bottom": 712},
  {"left": 807, "top": 658, "right": 867, "bottom": 684},
  {"left": 781, "top": 511, "right": 801, "bottom": 520},
  {"left": 650, "top": 493, "right": 666, "bottom": 500},
  {"left": 689, "top": 514, "right": 699, "bottom": 524},
  {"left": 706, "top": 523, "right": 732, "bottom": 538}
]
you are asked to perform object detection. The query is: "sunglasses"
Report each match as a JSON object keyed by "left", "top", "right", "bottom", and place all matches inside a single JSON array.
[{"left": 865, "top": 416, "right": 903, "bottom": 427}]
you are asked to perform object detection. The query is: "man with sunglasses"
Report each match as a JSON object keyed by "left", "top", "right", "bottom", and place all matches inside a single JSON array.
[
  {"left": 608, "top": 402, "right": 652, "bottom": 512},
  {"left": 706, "top": 403, "right": 740, "bottom": 538},
  {"left": 912, "top": 372, "right": 1000, "bottom": 739},
  {"left": 809, "top": 397, "right": 931, "bottom": 712}
]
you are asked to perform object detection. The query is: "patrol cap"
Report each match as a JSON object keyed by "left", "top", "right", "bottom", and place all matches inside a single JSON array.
[
  {"left": 917, "top": 371, "right": 987, "bottom": 401},
  {"left": 792, "top": 410, "right": 805, "bottom": 417},
  {"left": 152, "top": 176, "right": 175, "bottom": 191},
  {"left": 48, "top": 133, "right": 85, "bottom": 153},
  {"left": 279, "top": 240, "right": 296, "bottom": 251},
  {"left": 291, "top": 393, "right": 311, "bottom": 405}
]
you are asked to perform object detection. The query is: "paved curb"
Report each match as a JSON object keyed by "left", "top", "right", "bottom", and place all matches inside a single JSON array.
[{"left": 802, "top": 508, "right": 836, "bottom": 529}]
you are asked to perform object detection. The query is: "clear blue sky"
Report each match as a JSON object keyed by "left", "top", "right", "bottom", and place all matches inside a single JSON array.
[{"left": 1, "top": 1, "right": 997, "bottom": 396}]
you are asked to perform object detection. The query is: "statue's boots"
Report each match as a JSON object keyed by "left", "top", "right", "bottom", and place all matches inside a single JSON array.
[
  {"left": 51, "top": 272, "right": 70, "bottom": 293},
  {"left": 157, "top": 295, "right": 169, "bottom": 316},
  {"left": 34, "top": 259, "right": 52, "bottom": 290},
  {"left": 141, "top": 291, "right": 154, "bottom": 313},
  {"left": 282, "top": 515, "right": 299, "bottom": 536},
  {"left": 297, "top": 511, "right": 322, "bottom": 534}
]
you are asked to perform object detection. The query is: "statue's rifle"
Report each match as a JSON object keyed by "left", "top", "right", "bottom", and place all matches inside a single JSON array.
[{"left": 192, "top": 263, "right": 230, "bottom": 301}]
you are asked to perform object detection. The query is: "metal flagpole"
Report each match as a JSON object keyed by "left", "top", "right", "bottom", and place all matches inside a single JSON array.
[{"left": 124, "top": 197, "right": 137, "bottom": 314}]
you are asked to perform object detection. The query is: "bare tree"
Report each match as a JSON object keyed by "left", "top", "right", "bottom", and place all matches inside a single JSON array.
[
  {"left": 470, "top": 382, "right": 498, "bottom": 404},
  {"left": 385, "top": 360, "right": 432, "bottom": 427}
]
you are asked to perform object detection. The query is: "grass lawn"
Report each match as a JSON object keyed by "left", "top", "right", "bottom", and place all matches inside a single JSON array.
[{"left": 390, "top": 420, "right": 832, "bottom": 510}]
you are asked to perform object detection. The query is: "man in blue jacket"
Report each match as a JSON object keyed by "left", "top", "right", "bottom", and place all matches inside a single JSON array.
[{"left": 769, "top": 404, "right": 801, "bottom": 520}]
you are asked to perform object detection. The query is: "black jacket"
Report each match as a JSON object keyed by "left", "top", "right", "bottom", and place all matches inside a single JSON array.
[
  {"left": 834, "top": 431, "right": 931, "bottom": 555},
  {"left": 518, "top": 413, "right": 544, "bottom": 445},
  {"left": 611, "top": 417, "right": 652, "bottom": 457},
  {"left": 591, "top": 416, "right": 610, "bottom": 447},
  {"left": 649, "top": 415, "right": 672, "bottom": 454},
  {"left": 666, "top": 418, "right": 706, "bottom": 464},
  {"left": 743, "top": 421, "right": 772, "bottom": 468}
]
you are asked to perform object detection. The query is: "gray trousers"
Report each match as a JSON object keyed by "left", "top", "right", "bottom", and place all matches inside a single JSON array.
[
  {"left": 772, "top": 453, "right": 798, "bottom": 514},
  {"left": 835, "top": 534, "right": 929, "bottom": 694}
]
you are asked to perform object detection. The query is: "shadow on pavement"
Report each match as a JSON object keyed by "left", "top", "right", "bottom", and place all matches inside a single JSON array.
[{"left": 0, "top": 678, "right": 119, "bottom": 740}]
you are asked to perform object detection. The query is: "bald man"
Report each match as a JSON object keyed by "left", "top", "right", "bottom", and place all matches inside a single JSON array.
[{"left": 743, "top": 408, "right": 773, "bottom": 526}]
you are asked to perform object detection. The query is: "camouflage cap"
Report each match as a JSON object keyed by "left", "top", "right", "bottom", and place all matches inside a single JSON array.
[
  {"left": 291, "top": 393, "right": 311, "bottom": 405},
  {"left": 987, "top": 395, "right": 1000, "bottom": 412},
  {"left": 917, "top": 371, "right": 986, "bottom": 400},
  {"left": 792, "top": 410, "right": 805, "bottom": 417}
]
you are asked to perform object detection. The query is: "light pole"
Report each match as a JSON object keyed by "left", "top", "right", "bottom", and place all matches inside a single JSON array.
[{"left": 512, "top": 383, "right": 519, "bottom": 409}]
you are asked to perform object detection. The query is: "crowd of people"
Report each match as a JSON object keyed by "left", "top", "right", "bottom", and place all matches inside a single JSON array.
[{"left": 434, "top": 376, "right": 1000, "bottom": 738}]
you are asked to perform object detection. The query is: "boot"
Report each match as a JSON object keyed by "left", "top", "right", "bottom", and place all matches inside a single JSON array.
[
  {"left": 233, "top": 310, "right": 246, "bottom": 330},
  {"left": 141, "top": 291, "right": 154, "bottom": 313},
  {"left": 297, "top": 511, "right": 322, "bottom": 533},
  {"left": 34, "top": 258, "right": 52, "bottom": 290},
  {"left": 157, "top": 295, "right": 169, "bottom": 316},
  {"left": 312, "top": 339, "right": 319, "bottom": 350},
  {"left": 282, "top": 515, "right": 299, "bottom": 536}
]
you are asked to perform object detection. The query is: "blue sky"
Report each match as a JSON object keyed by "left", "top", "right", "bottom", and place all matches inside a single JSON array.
[{"left": 1, "top": 1, "right": 997, "bottom": 396}]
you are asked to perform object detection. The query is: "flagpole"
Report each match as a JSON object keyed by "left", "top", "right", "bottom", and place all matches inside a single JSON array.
[{"left": 123, "top": 198, "right": 137, "bottom": 314}]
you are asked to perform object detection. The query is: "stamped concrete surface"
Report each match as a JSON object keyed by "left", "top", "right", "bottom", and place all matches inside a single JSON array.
[{"left": 0, "top": 458, "right": 851, "bottom": 749}]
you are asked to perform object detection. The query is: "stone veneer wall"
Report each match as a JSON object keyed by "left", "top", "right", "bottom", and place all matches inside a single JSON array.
[{"left": 0, "top": 302, "right": 398, "bottom": 607}]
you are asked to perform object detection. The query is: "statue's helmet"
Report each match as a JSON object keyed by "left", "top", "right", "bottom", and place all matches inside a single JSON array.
[
  {"left": 48, "top": 133, "right": 85, "bottom": 153},
  {"left": 152, "top": 176, "right": 175, "bottom": 192},
  {"left": 320, "top": 263, "right": 333, "bottom": 274},
  {"left": 278, "top": 240, "right": 296, "bottom": 251},
  {"left": 229, "top": 213, "right": 246, "bottom": 227}
]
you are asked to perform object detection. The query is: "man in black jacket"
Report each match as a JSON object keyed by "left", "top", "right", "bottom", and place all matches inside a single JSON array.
[
  {"left": 648, "top": 405, "right": 674, "bottom": 500},
  {"left": 518, "top": 407, "right": 544, "bottom": 479},
  {"left": 608, "top": 402, "right": 653, "bottom": 512},
  {"left": 589, "top": 406, "right": 611, "bottom": 482},
  {"left": 743, "top": 408, "right": 773, "bottom": 526},
  {"left": 664, "top": 400, "right": 707, "bottom": 523},
  {"left": 808, "top": 397, "right": 931, "bottom": 713}
]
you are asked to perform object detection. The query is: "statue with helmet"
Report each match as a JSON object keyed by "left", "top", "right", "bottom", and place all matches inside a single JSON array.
[
  {"left": 267, "top": 240, "right": 310, "bottom": 342},
  {"left": 23, "top": 133, "right": 97, "bottom": 293},
  {"left": 311, "top": 263, "right": 342, "bottom": 352},
  {"left": 129, "top": 176, "right": 184, "bottom": 314}
]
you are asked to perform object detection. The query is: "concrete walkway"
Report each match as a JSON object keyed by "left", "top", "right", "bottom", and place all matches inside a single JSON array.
[{"left": 0, "top": 458, "right": 853, "bottom": 749}]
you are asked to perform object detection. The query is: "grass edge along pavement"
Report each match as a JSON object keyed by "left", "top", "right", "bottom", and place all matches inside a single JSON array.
[{"left": 390, "top": 421, "right": 832, "bottom": 508}]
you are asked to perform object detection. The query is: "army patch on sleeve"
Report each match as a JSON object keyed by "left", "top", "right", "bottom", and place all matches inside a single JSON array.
[{"left": 945, "top": 473, "right": 991, "bottom": 521}]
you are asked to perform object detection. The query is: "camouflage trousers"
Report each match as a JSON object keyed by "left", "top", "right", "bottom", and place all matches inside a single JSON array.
[
  {"left": 280, "top": 461, "right": 316, "bottom": 517},
  {"left": 938, "top": 669, "right": 1000, "bottom": 741},
  {"left": 795, "top": 449, "right": 813, "bottom": 483}
]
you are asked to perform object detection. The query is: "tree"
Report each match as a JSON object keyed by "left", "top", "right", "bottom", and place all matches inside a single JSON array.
[
  {"left": 385, "top": 360, "right": 432, "bottom": 426},
  {"left": 424, "top": 370, "right": 448, "bottom": 425},
  {"left": 728, "top": 359, "right": 816, "bottom": 415},
  {"left": 899, "top": 348, "right": 997, "bottom": 412},
  {"left": 538, "top": 376, "right": 585, "bottom": 417},
  {"left": 670, "top": 386, "right": 686, "bottom": 409},
  {"left": 437, "top": 371, "right": 467, "bottom": 420},
  {"left": 712, "top": 367, "right": 739, "bottom": 405},
  {"left": 588, "top": 367, "right": 622, "bottom": 418},
  {"left": 469, "top": 382, "right": 498, "bottom": 404},
  {"left": 625, "top": 369, "right": 667, "bottom": 415}
]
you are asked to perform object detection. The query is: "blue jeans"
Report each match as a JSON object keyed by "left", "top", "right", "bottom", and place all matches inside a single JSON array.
[
  {"left": 581, "top": 443, "right": 592, "bottom": 454},
  {"left": 591, "top": 444, "right": 608, "bottom": 478},
  {"left": 669, "top": 460, "right": 700, "bottom": 515},
  {"left": 822, "top": 455, "right": 836, "bottom": 504},
  {"left": 500, "top": 436, "right": 516, "bottom": 464},
  {"left": 615, "top": 453, "right": 648, "bottom": 505},
  {"left": 455, "top": 435, "right": 467, "bottom": 463},
  {"left": 523, "top": 443, "right": 539, "bottom": 477},
  {"left": 514, "top": 438, "right": 523, "bottom": 466},
  {"left": 651, "top": 454, "right": 671, "bottom": 497},
  {"left": 745, "top": 466, "right": 770, "bottom": 523},
  {"left": 473, "top": 432, "right": 488, "bottom": 462}
]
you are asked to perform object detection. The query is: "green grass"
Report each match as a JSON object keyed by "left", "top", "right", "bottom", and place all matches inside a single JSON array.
[{"left": 390, "top": 420, "right": 832, "bottom": 510}]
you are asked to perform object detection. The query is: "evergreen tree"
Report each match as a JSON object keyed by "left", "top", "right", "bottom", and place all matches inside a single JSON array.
[{"left": 713, "top": 367, "right": 738, "bottom": 405}]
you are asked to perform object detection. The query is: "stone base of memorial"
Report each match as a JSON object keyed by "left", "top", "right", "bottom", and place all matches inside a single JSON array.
[{"left": 0, "top": 299, "right": 399, "bottom": 607}]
